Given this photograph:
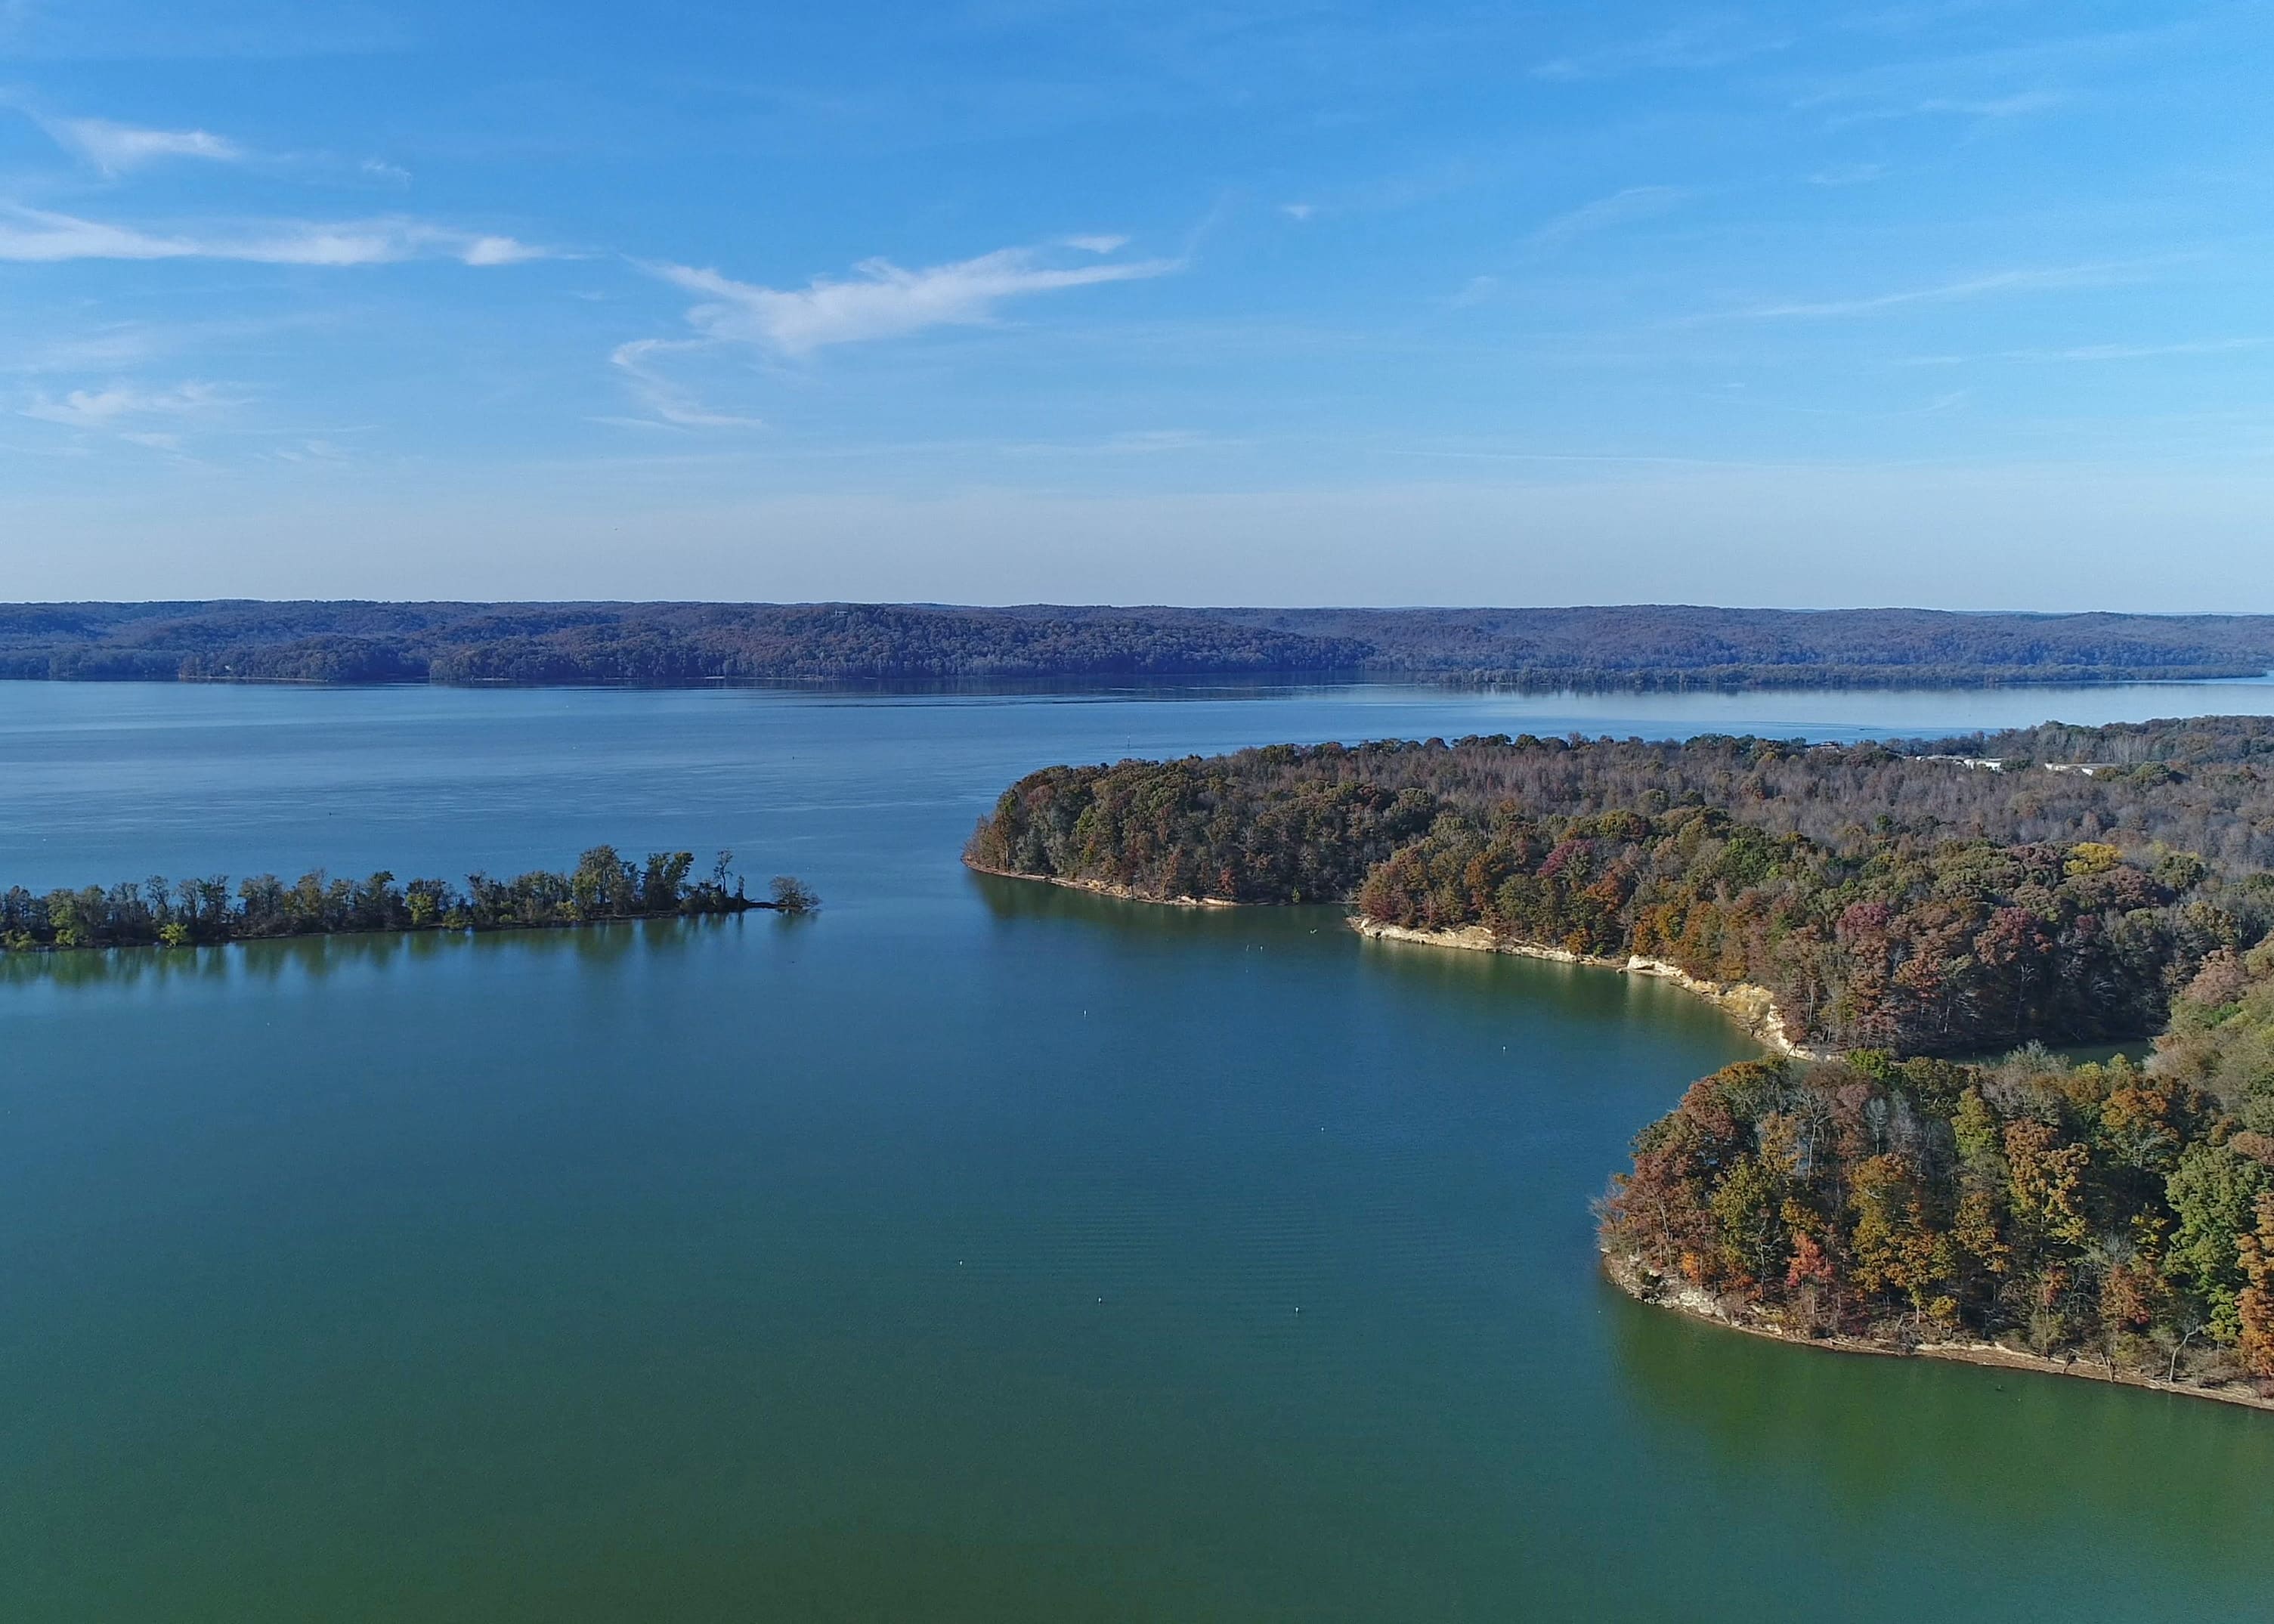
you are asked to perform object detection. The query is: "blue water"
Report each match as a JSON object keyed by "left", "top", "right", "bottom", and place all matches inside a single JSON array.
[{"left": 0, "top": 678, "right": 2267, "bottom": 1622}]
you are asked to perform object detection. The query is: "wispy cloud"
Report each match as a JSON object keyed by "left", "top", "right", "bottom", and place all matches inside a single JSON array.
[
  {"left": 1900, "top": 337, "right": 2268, "bottom": 366},
  {"left": 1818, "top": 87, "right": 2065, "bottom": 126},
  {"left": 648, "top": 238, "right": 1180, "bottom": 359},
  {"left": 1446, "top": 274, "right": 1498, "bottom": 308},
  {"left": 998, "top": 428, "right": 1226, "bottom": 458},
  {"left": 1808, "top": 162, "right": 1887, "bottom": 186},
  {"left": 1790, "top": 24, "right": 2177, "bottom": 127},
  {"left": 4, "top": 313, "right": 332, "bottom": 377},
  {"left": 601, "top": 237, "right": 1180, "bottom": 430},
  {"left": 0, "top": 206, "right": 547, "bottom": 266},
  {"left": 44, "top": 115, "right": 243, "bottom": 173},
  {"left": 2008, "top": 337, "right": 2266, "bottom": 363},
  {"left": 1527, "top": 185, "right": 1684, "bottom": 251},
  {"left": 606, "top": 339, "right": 766, "bottom": 429},
  {"left": 1531, "top": 22, "right": 1793, "bottom": 81},
  {"left": 1705, "top": 261, "right": 2142, "bottom": 321},
  {"left": 19, "top": 380, "right": 233, "bottom": 450}
]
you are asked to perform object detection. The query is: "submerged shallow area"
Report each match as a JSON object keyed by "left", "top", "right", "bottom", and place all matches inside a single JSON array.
[{"left": 2, "top": 679, "right": 2271, "bottom": 1622}]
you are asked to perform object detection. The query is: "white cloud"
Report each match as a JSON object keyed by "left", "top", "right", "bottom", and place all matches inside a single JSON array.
[
  {"left": 1279, "top": 203, "right": 1316, "bottom": 221},
  {"left": 46, "top": 115, "right": 243, "bottom": 172},
  {"left": 650, "top": 240, "right": 1180, "bottom": 359},
  {"left": 461, "top": 234, "right": 545, "bottom": 266},
  {"left": 0, "top": 206, "right": 546, "bottom": 266}
]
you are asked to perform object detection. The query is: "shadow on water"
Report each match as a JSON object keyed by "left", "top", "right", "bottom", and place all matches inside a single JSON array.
[
  {"left": 967, "top": 869, "right": 1286, "bottom": 933},
  {"left": 1606, "top": 1275, "right": 2274, "bottom": 1551},
  {"left": 0, "top": 911, "right": 790, "bottom": 993}
]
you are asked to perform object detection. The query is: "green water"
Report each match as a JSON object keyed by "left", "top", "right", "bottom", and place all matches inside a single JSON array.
[{"left": 1, "top": 681, "right": 2269, "bottom": 1621}]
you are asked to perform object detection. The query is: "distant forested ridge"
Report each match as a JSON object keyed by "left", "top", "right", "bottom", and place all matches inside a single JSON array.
[
  {"left": 970, "top": 715, "right": 2274, "bottom": 1401},
  {"left": 5, "top": 601, "right": 2274, "bottom": 688},
  {"left": 0, "top": 847, "right": 817, "bottom": 952},
  {"left": 966, "top": 718, "right": 2274, "bottom": 1056}
]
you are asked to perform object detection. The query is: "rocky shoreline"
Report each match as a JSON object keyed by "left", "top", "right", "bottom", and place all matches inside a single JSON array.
[
  {"left": 964, "top": 863, "right": 1817, "bottom": 1054},
  {"left": 961, "top": 861, "right": 1242, "bottom": 908},
  {"left": 1605, "top": 1253, "right": 2274, "bottom": 1413},
  {"left": 1347, "top": 917, "right": 1821, "bottom": 1059}
]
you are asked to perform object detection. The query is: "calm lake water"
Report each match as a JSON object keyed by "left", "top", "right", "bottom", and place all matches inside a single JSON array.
[{"left": 3, "top": 678, "right": 2272, "bottom": 1622}]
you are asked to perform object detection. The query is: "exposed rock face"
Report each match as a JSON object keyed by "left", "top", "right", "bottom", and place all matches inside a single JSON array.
[{"left": 1347, "top": 918, "right": 1820, "bottom": 1059}]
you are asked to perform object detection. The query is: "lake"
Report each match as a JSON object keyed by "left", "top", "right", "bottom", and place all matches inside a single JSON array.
[{"left": 2, "top": 678, "right": 2271, "bottom": 1622}]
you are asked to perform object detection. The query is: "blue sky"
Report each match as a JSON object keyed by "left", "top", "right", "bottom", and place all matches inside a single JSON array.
[{"left": 2, "top": 1, "right": 2269, "bottom": 606}]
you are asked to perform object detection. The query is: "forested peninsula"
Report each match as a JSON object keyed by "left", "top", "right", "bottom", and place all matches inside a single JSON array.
[
  {"left": 967, "top": 717, "right": 2274, "bottom": 1403},
  {"left": 0, "top": 847, "right": 816, "bottom": 952},
  {"left": 8, "top": 601, "right": 2274, "bottom": 689}
]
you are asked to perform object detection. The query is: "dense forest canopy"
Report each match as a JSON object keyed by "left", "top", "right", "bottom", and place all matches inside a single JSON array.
[
  {"left": 5, "top": 601, "right": 2274, "bottom": 688},
  {"left": 0, "top": 847, "right": 816, "bottom": 951},
  {"left": 967, "top": 719, "right": 2274, "bottom": 1056},
  {"left": 1599, "top": 945, "right": 2274, "bottom": 1393}
]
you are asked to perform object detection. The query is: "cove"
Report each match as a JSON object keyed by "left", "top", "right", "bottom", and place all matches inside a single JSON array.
[{"left": 2, "top": 679, "right": 2270, "bottom": 1622}]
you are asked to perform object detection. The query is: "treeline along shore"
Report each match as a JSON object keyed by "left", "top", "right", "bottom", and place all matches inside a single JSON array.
[
  {"left": 1, "top": 846, "right": 818, "bottom": 952},
  {"left": 966, "top": 717, "right": 2274, "bottom": 1404},
  {"left": 8, "top": 600, "right": 2274, "bottom": 689}
]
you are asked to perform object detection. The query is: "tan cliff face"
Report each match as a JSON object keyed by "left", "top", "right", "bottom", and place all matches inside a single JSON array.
[
  {"left": 1346, "top": 918, "right": 1821, "bottom": 1059},
  {"left": 961, "top": 858, "right": 1241, "bottom": 908},
  {"left": 962, "top": 861, "right": 1822, "bottom": 1055}
]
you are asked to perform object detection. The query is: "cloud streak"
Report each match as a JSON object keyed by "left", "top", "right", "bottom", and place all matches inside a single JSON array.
[
  {"left": 0, "top": 206, "right": 546, "bottom": 266},
  {"left": 606, "top": 339, "right": 766, "bottom": 429},
  {"left": 651, "top": 239, "right": 1180, "bottom": 359},
  {"left": 1527, "top": 185, "right": 1684, "bottom": 251},
  {"left": 22, "top": 380, "right": 224, "bottom": 424},
  {"left": 46, "top": 115, "right": 244, "bottom": 172},
  {"left": 20, "top": 380, "right": 233, "bottom": 450},
  {"left": 1706, "top": 261, "right": 2143, "bottom": 320},
  {"left": 1530, "top": 22, "right": 1793, "bottom": 81}
]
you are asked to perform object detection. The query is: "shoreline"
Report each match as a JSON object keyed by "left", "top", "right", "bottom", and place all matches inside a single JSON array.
[
  {"left": 1606, "top": 1255, "right": 2274, "bottom": 1414},
  {"left": 2, "top": 900, "right": 800, "bottom": 959},
  {"left": 961, "top": 860, "right": 1243, "bottom": 908},
  {"left": 964, "top": 864, "right": 2267, "bottom": 1415},
  {"left": 1348, "top": 917, "right": 1821, "bottom": 1059},
  {"left": 964, "top": 865, "right": 1814, "bottom": 1054}
]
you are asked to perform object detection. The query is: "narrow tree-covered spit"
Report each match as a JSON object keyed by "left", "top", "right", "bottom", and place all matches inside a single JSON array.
[
  {"left": 0, "top": 846, "right": 817, "bottom": 951},
  {"left": 969, "top": 716, "right": 2274, "bottom": 1400}
]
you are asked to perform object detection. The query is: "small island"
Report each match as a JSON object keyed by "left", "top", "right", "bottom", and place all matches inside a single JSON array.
[
  {"left": 967, "top": 719, "right": 2274, "bottom": 1406},
  {"left": 0, "top": 846, "right": 818, "bottom": 952}
]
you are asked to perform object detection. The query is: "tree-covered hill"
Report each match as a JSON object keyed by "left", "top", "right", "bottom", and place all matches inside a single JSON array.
[
  {"left": 1599, "top": 949, "right": 2274, "bottom": 1397},
  {"left": 5, "top": 601, "right": 2274, "bottom": 687},
  {"left": 967, "top": 720, "right": 2274, "bottom": 1055},
  {"left": 971, "top": 716, "right": 2274, "bottom": 1400}
]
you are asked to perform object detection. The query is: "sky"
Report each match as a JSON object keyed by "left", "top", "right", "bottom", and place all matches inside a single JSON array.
[{"left": 0, "top": 0, "right": 2269, "bottom": 608}]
